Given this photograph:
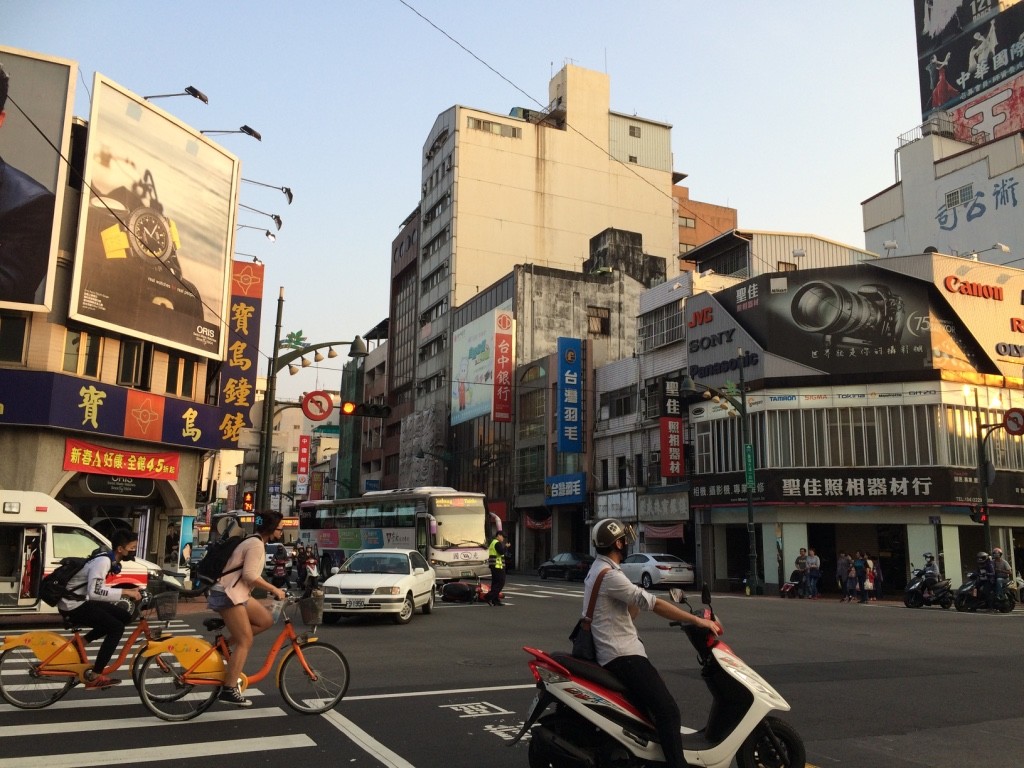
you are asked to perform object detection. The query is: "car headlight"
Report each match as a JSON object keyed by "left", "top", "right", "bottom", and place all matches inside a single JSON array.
[{"left": 374, "top": 586, "right": 401, "bottom": 596}]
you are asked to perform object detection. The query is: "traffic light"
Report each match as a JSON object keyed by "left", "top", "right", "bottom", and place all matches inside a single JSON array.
[
  {"left": 242, "top": 491, "right": 254, "bottom": 512},
  {"left": 969, "top": 506, "right": 988, "bottom": 524},
  {"left": 339, "top": 401, "right": 392, "bottom": 418}
]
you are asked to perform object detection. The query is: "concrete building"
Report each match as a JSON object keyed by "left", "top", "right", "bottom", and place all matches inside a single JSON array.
[
  {"left": 863, "top": 124, "right": 1022, "bottom": 263},
  {"left": 673, "top": 179, "right": 738, "bottom": 268},
  {"left": 410, "top": 63, "right": 677, "bottom": 440}
]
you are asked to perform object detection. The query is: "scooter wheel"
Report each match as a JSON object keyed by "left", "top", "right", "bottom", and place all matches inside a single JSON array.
[
  {"left": 904, "top": 591, "right": 923, "bottom": 609},
  {"left": 954, "top": 595, "right": 971, "bottom": 612},
  {"left": 940, "top": 595, "right": 953, "bottom": 609},
  {"left": 738, "top": 716, "right": 805, "bottom": 768}
]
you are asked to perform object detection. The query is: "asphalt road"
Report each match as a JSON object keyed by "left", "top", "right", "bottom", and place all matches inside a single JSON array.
[{"left": 1, "top": 576, "right": 1021, "bottom": 767}]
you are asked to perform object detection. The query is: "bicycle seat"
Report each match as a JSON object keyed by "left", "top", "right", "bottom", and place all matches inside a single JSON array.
[{"left": 203, "top": 617, "right": 226, "bottom": 632}]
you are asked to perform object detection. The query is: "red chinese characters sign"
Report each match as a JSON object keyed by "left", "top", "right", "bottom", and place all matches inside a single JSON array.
[
  {"left": 64, "top": 438, "right": 180, "bottom": 480},
  {"left": 492, "top": 308, "right": 514, "bottom": 422}
]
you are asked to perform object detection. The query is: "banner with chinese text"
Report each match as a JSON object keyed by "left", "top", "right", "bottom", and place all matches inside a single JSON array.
[{"left": 63, "top": 438, "right": 180, "bottom": 479}]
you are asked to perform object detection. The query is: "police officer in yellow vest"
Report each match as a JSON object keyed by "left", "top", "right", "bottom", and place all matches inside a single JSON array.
[{"left": 487, "top": 531, "right": 507, "bottom": 606}]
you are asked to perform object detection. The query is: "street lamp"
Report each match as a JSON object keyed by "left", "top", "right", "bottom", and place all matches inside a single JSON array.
[
  {"left": 967, "top": 387, "right": 999, "bottom": 553},
  {"left": 256, "top": 287, "right": 368, "bottom": 510},
  {"left": 680, "top": 349, "right": 760, "bottom": 595}
]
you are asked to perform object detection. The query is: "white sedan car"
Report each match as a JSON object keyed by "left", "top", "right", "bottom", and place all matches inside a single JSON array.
[
  {"left": 620, "top": 553, "right": 695, "bottom": 589},
  {"left": 321, "top": 548, "right": 435, "bottom": 625}
]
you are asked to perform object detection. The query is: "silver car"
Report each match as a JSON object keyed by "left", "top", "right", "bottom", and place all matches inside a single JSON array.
[{"left": 619, "top": 553, "right": 695, "bottom": 589}]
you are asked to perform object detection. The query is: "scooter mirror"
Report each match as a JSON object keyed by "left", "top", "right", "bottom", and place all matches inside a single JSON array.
[
  {"left": 668, "top": 587, "right": 686, "bottom": 603},
  {"left": 701, "top": 583, "right": 712, "bottom": 605}
]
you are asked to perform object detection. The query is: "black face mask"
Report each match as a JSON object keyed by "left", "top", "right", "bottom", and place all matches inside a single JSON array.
[{"left": 121, "top": 552, "right": 136, "bottom": 562}]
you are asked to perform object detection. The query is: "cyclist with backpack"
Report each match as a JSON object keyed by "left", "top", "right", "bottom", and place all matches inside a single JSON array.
[
  {"left": 206, "top": 511, "right": 286, "bottom": 707},
  {"left": 57, "top": 530, "right": 143, "bottom": 689}
]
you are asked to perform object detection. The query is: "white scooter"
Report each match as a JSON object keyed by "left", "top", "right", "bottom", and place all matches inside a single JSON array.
[{"left": 509, "top": 584, "right": 804, "bottom": 768}]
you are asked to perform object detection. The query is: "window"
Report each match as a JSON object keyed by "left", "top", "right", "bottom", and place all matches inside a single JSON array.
[
  {"left": 62, "top": 330, "right": 102, "bottom": 377},
  {"left": 678, "top": 216, "right": 695, "bottom": 228},
  {"left": 638, "top": 300, "right": 685, "bottom": 352},
  {"left": 678, "top": 243, "right": 694, "bottom": 254},
  {"left": 945, "top": 184, "right": 973, "bottom": 209},
  {"left": 117, "top": 340, "right": 153, "bottom": 389},
  {"left": 777, "top": 261, "right": 797, "bottom": 272},
  {"left": 0, "top": 313, "right": 27, "bottom": 363},
  {"left": 628, "top": 155, "right": 638, "bottom": 163},
  {"left": 165, "top": 353, "right": 196, "bottom": 398},
  {"left": 466, "top": 116, "right": 522, "bottom": 139},
  {"left": 600, "top": 387, "right": 636, "bottom": 419},
  {"left": 628, "top": 125, "right": 641, "bottom": 138},
  {"left": 587, "top": 306, "right": 610, "bottom": 336},
  {"left": 617, "top": 456, "right": 628, "bottom": 487}
]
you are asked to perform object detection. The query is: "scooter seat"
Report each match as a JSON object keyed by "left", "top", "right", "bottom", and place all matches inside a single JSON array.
[{"left": 549, "top": 652, "right": 629, "bottom": 695}]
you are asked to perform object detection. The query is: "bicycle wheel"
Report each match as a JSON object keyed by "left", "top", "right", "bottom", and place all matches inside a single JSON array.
[
  {"left": 278, "top": 641, "right": 349, "bottom": 714},
  {"left": 0, "top": 646, "right": 77, "bottom": 709},
  {"left": 137, "top": 651, "right": 218, "bottom": 721}
]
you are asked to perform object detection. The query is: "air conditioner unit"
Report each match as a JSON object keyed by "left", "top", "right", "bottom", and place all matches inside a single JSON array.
[{"left": 649, "top": 451, "right": 661, "bottom": 464}]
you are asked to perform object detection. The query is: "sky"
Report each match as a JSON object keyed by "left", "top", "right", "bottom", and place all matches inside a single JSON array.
[{"left": 5, "top": 1, "right": 923, "bottom": 400}]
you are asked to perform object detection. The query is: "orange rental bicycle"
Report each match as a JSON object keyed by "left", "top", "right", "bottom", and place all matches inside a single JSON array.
[
  {"left": 0, "top": 590, "right": 180, "bottom": 709},
  {"left": 136, "top": 591, "right": 349, "bottom": 721}
]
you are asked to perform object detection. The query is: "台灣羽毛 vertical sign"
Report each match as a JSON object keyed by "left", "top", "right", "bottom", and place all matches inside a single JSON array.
[{"left": 557, "top": 337, "right": 582, "bottom": 453}]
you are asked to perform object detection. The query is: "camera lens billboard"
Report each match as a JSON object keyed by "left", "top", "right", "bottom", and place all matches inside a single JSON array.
[
  {"left": 0, "top": 46, "right": 76, "bottom": 311},
  {"left": 70, "top": 74, "right": 238, "bottom": 358}
]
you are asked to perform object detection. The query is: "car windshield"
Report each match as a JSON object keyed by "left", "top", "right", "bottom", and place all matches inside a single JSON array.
[{"left": 344, "top": 554, "right": 410, "bottom": 575}]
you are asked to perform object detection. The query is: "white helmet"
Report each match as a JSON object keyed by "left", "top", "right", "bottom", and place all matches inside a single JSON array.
[{"left": 592, "top": 518, "right": 636, "bottom": 549}]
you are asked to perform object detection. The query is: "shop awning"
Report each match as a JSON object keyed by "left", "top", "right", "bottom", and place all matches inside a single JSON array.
[{"left": 644, "top": 522, "right": 685, "bottom": 540}]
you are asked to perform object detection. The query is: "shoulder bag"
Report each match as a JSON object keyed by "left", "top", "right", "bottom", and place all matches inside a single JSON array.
[{"left": 569, "top": 567, "right": 610, "bottom": 662}]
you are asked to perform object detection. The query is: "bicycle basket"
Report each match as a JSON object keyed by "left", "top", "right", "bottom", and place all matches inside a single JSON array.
[
  {"left": 152, "top": 591, "right": 179, "bottom": 621},
  {"left": 299, "top": 590, "right": 324, "bottom": 626}
]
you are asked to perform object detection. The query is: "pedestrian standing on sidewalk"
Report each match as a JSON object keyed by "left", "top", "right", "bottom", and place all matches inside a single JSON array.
[
  {"left": 805, "top": 548, "right": 821, "bottom": 599},
  {"left": 835, "top": 551, "right": 851, "bottom": 601}
]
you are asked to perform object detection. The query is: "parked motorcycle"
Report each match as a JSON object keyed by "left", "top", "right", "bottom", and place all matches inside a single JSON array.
[
  {"left": 954, "top": 571, "right": 1017, "bottom": 613},
  {"left": 509, "top": 584, "right": 805, "bottom": 768},
  {"left": 903, "top": 565, "right": 953, "bottom": 609}
]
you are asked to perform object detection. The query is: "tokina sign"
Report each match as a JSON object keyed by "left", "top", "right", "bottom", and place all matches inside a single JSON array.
[{"left": 943, "top": 275, "right": 1004, "bottom": 301}]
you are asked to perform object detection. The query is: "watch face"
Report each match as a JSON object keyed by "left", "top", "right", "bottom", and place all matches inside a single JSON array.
[{"left": 128, "top": 207, "right": 173, "bottom": 261}]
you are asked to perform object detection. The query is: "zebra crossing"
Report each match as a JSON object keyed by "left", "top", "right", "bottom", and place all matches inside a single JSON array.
[{"left": 0, "top": 619, "right": 313, "bottom": 767}]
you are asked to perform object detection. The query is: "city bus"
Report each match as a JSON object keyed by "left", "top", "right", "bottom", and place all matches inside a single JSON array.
[{"left": 297, "top": 487, "right": 501, "bottom": 582}]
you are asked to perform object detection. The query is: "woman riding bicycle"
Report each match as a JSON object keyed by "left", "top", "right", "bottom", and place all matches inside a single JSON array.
[{"left": 206, "top": 511, "right": 286, "bottom": 707}]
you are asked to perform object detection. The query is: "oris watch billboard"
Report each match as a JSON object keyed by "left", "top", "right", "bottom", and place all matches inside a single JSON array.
[{"left": 70, "top": 74, "right": 238, "bottom": 358}]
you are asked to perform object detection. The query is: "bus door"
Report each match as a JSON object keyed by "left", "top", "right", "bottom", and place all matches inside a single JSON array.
[{"left": 415, "top": 514, "right": 434, "bottom": 560}]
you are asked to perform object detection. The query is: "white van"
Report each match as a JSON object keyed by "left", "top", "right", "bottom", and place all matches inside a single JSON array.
[{"left": 0, "top": 490, "right": 165, "bottom": 616}]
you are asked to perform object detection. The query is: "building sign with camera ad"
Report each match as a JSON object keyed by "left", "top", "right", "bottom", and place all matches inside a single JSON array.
[
  {"left": 217, "top": 260, "right": 264, "bottom": 443},
  {"left": 70, "top": 74, "right": 237, "bottom": 359},
  {"left": 0, "top": 369, "right": 243, "bottom": 450},
  {"left": 660, "top": 377, "right": 684, "bottom": 479},
  {"left": 691, "top": 465, "right": 1019, "bottom": 510},
  {"left": 63, "top": 438, "right": 179, "bottom": 480},
  {"left": 0, "top": 46, "right": 76, "bottom": 312},
  {"left": 557, "top": 337, "right": 583, "bottom": 453},
  {"left": 450, "top": 303, "right": 514, "bottom": 426},
  {"left": 702, "top": 256, "right": 1009, "bottom": 380}
]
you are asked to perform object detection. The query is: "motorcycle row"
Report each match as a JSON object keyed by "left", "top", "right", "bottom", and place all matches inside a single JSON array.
[{"left": 903, "top": 552, "right": 1021, "bottom": 613}]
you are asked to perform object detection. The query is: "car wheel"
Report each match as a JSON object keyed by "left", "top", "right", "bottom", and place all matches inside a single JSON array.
[
  {"left": 539, "top": 569, "right": 548, "bottom": 580},
  {"left": 641, "top": 573, "right": 653, "bottom": 590},
  {"left": 564, "top": 569, "right": 574, "bottom": 582},
  {"left": 394, "top": 594, "right": 415, "bottom": 625},
  {"left": 322, "top": 612, "right": 341, "bottom": 625},
  {"left": 422, "top": 588, "right": 435, "bottom": 614}
]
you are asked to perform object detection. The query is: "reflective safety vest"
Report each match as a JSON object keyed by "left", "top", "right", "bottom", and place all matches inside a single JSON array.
[{"left": 488, "top": 538, "right": 504, "bottom": 570}]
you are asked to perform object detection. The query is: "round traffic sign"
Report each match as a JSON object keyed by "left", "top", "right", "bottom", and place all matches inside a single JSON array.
[
  {"left": 301, "top": 390, "right": 334, "bottom": 421},
  {"left": 1004, "top": 407, "right": 1024, "bottom": 436}
]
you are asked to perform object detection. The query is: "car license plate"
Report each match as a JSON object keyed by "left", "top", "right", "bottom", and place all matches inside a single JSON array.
[
  {"left": 346, "top": 599, "right": 365, "bottom": 608},
  {"left": 461, "top": 570, "right": 474, "bottom": 577}
]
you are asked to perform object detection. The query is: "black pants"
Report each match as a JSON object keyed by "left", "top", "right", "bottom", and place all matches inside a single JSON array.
[
  {"left": 65, "top": 601, "right": 133, "bottom": 673},
  {"left": 488, "top": 567, "right": 506, "bottom": 604},
  {"left": 605, "top": 655, "right": 684, "bottom": 768}
]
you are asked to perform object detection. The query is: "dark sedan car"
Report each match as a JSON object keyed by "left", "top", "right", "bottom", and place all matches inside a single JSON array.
[{"left": 538, "top": 552, "right": 595, "bottom": 581}]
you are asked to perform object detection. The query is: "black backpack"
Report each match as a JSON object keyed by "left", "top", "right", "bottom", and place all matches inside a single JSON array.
[
  {"left": 195, "top": 533, "right": 259, "bottom": 587},
  {"left": 39, "top": 551, "right": 112, "bottom": 607}
]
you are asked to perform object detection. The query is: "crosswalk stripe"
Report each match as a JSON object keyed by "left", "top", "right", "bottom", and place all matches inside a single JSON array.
[
  {"left": 0, "top": 703, "right": 287, "bottom": 737},
  {"left": 0, "top": 734, "right": 315, "bottom": 768},
  {"left": 0, "top": 687, "right": 266, "bottom": 713},
  {"left": 323, "top": 709, "right": 416, "bottom": 768}
]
